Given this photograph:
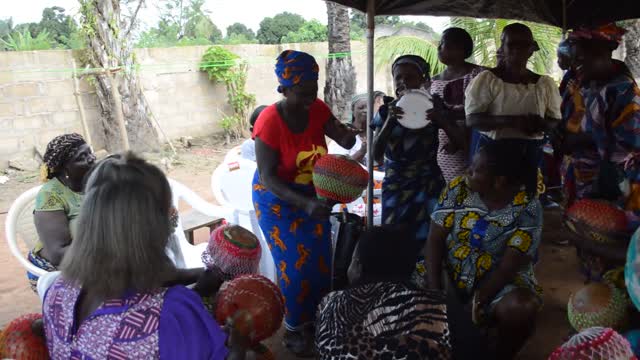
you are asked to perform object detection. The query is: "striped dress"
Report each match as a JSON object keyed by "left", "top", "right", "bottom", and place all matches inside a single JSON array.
[
  {"left": 315, "top": 281, "right": 451, "bottom": 359},
  {"left": 430, "top": 66, "right": 485, "bottom": 183}
]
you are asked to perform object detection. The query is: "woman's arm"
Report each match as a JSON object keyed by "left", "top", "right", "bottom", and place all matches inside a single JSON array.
[
  {"left": 373, "top": 108, "right": 399, "bottom": 164},
  {"left": 255, "top": 138, "right": 329, "bottom": 218},
  {"left": 466, "top": 113, "right": 522, "bottom": 132},
  {"left": 475, "top": 248, "right": 530, "bottom": 306},
  {"left": 325, "top": 115, "right": 357, "bottom": 150},
  {"left": 424, "top": 221, "right": 451, "bottom": 290},
  {"left": 430, "top": 104, "right": 467, "bottom": 153},
  {"left": 350, "top": 137, "right": 367, "bottom": 164},
  {"left": 34, "top": 211, "right": 71, "bottom": 266}
]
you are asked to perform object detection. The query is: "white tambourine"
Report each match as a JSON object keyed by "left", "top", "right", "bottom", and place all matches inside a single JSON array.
[{"left": 395, "top": 89, "right": 433, "bottom": 129}]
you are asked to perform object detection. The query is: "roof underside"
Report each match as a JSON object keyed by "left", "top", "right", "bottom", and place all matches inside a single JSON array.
[{"left": 328, "top": 0, "right": 640, "bottom": 29}]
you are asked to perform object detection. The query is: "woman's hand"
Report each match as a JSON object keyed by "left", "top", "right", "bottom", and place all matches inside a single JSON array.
[
  {"left": 388, "top": 105, "right": 404, "bottom": 121},
  {"left": 427, "top": 95, "right": 446, "bottom": 128},
  {"left": 225, "top": 311, "right": 253, "bottom": 360},
  {"left": 304, "top": 198, "right": 332, "bottom": 219},
  {"left": 193, "top": 268, "right": 224, "bottom": 297},
  {"left": 513, "top": 115, "right": 544, "bottom": 135}
]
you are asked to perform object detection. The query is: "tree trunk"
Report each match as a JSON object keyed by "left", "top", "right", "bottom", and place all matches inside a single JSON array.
[
  {"left": 624, "top": 20, "right": 640, "bottom": 81},
  {"left": 324, "top": 2, "right": 356, "bottom": 123},
  {"left": 79, "top": 0, "right": 159, "bottom": 152}
]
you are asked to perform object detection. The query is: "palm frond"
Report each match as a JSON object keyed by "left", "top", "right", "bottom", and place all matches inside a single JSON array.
[
  {"left": 374, "top": 35, "right": 444, "bottom": 77},
  {"left": 449, "top": 17, "right": 562, "bottom": 73}
]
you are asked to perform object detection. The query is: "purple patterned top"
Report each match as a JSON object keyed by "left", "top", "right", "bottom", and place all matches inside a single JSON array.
[{"left": 43, "top": 278, "right": 229, "bottom": 360}]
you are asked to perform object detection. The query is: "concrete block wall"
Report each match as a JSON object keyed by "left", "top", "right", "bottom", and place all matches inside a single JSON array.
[
  {"left": 0, "top": 42, "right": 392, "bottom": 169},
  {"left": 0, "top": 50, "right": 105, "bottom": 169}
]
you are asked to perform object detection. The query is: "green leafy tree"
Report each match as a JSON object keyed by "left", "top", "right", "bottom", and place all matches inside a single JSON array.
[
  {"left": 183, "top": 0, "right": 221, "bottom": 42},
  {"left": 256, "top": 12, "right": 305, "bottom": 44},
  {"left": 0, "top": 18, "right": 15, "bottom": 39},
  {"left": 282, "top": 20, "right": 327, "bottom": 43},
  {"left": 37, "top": 7, "right": 77, "bottom": 47},
  {"left": 226, "top": 23, "right": 255, "bottom": 40}
]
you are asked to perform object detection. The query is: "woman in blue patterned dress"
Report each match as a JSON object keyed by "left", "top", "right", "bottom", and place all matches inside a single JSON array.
[
  {"left": 424, "top": 140, "right": 542, "bottom": 360},
  {"left": 372, "top": 55, "right": 447, "bottom": 249}
]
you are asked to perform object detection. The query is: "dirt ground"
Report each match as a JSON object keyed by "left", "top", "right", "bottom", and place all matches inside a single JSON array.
[{"left": 0, "top": 136, "right": 584, "bottom": 359}]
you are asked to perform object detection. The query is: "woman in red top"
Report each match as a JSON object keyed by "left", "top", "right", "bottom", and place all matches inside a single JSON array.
[{"left": 252, "top": 50, "right": 357, "bottom": 357}]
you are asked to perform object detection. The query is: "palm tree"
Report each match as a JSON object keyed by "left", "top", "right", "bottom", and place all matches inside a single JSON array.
[
  {"left": 374, "top": 35, "right": 444, "bottom": 77},
  {"left": 450, "top": 17, "right": 562, "bottom": 74},
  {"left": 623, "top": 20, "right": 640, "bottom": 80},
  {"left": 325, "top": 2, "right": 356, "bottom": 123},
  {"left": 374, "top": 18, "right": 562, "bottom": 76}
]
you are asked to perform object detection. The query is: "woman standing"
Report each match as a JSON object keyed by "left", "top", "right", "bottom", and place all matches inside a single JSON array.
[
  {"left": 252, "top": 50, "right": 357, "bottom": 357},
  {"left": 558, "top": 25, "right": 640, "bottom": 281},
  {"left": 466, "top": 23, "right": 562, "bottom": 179},
  {"left": 431, "top": 27, "right": 484, "bottom": 182},
  {"left": 372, "top": 55, "right": 447, "bottom": 248},
  {"left": 29, "top": 133, "right": 95, "bottom": 291}
]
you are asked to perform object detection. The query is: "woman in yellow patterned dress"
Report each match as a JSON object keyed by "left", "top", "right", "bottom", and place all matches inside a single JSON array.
[{"left": 424, "top": 139, "right": 542, "bottom": 360}]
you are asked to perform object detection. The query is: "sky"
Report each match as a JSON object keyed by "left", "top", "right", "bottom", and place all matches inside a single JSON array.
[{"left": 7, "top": 0, "right": 450, "bottom": 35}]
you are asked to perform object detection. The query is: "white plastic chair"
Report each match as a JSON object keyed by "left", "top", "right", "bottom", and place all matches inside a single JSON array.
[
  {"left": 211, "top": 159, "right": 277, "bottom": 282},
  {"left": 223, "top": 145, "right": 243, "bottom": 165},
  {"left": 5, "top": 185, "right": 46, "bottom": 277},
  {"left": 167, "top": 178, "right": 234, "bottom": 270}
]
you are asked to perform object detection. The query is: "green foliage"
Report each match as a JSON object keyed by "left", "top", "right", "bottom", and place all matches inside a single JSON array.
[
  {"left": 38, "top": 7, "right": 77, "bottom": 46},
  {"left": 200, "top": 46, "right": 239, "bottom": 81},
  {"left": 374, "top": 36, "right": 444, "bottom": 77},
  {"left": 1, "top": 28, "right": 52, "bottom": 51},
  {"left": 226, "top": 23, "right": 255, "bottom": 40},
  {"left": 0, "top": 18, "right": 14, "bottom": 39},
  {"left": 223, "top": 33, "right": 258, "bottom": 45},
  {"left": 449, "top": 17, "right": 561, "bottom": 73},
  {"left": 1, "top": 7, "right": 84, "bottom": 51},
  {"left": 282, "top": 20, "right": 327, "bottom": 43},
  {"left": 200, "top": 46, "right": 256, "bottom": 140},
  {"left": 351, "top": 11, "right": 400, "bottom": 29},
  {"left": 256, "top": 12, "right": 305, "bottom": 44},
  {"left": 137, "top": 0, "right": 221, "bottom": 48}
]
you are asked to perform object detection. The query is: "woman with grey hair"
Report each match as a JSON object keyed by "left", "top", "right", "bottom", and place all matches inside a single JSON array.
[{"left": 41, "top": 152, "right": 248, "bottom": 359}]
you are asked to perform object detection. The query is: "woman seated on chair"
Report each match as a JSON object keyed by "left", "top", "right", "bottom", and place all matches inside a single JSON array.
[
  {"left": 42, "top": 152, "right": 250, "bottom": 359},
  {"left": 424, "top": 140, "right": 543, "bottom": 360},
  {"left": 316, "top": 225, "right": 451, "bottom": 359},
  {"left": 29, "top": 133, "right": 95, "bottom": 291}
]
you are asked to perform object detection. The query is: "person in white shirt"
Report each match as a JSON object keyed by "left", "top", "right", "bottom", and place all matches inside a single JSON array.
[
  {"left": 241, "top": 105, "right": 267, "bottom": 162},
  {"left": 328, "top": 92, "right": 385, "bottom": 164}
]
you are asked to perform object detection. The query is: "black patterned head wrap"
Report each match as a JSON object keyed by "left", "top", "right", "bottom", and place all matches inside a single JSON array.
[{"left": 41, "top": 133, "right": 86, "bottom": 181}]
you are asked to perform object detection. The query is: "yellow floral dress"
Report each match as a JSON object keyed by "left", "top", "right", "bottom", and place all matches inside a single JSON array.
[{"left": 432, "top": 176, "right": 543, "bottom": 307}]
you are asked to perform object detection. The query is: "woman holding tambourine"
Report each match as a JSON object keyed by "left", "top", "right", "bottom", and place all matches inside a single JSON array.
[{"left": 372, "top": 55, "right": 457, "bottom": 257}]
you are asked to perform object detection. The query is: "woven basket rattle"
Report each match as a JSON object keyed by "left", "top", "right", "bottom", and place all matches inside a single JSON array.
[
  {"left": 565, "top": 199, "right": 630, "bottom": 245},
  {"left": 313, "top": 154, "right": 368, "bottom": 204},
  {"left": 215, "top": 274, "right": 284, "bottom": 344},
  {"left": 201, "top": 224, "right": 261, "bottom": 280},
  {"left": 549, "top": 327, "right": 637, "bottom": 360},
  {"left": 568, "top": 282, "right": 630, "bottom": 332},
  {"left": 0, "top": 313, "right": 48, "bottom": 360}
]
